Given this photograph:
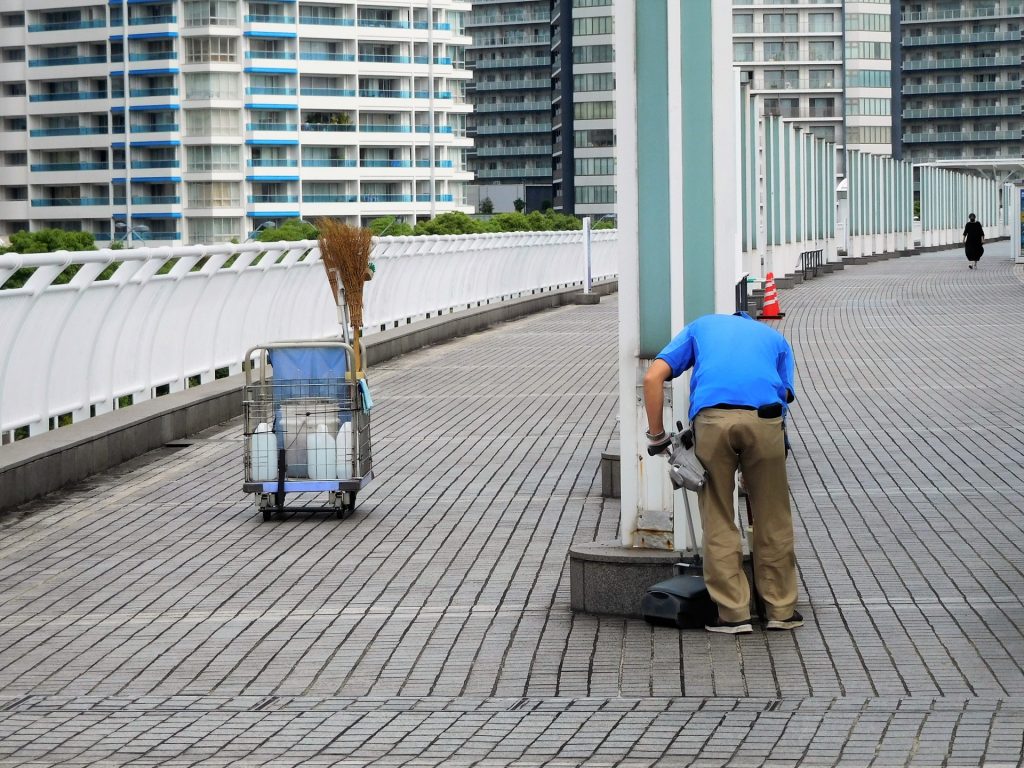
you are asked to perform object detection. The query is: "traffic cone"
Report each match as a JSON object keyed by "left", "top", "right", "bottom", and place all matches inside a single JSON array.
[{"left": 757, "top": 272, "right": 785, "bottom": 319}]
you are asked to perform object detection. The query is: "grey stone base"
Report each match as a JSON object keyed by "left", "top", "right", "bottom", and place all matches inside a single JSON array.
[
  {"left": 570, "top": 542, "right": 682, "bottom": 618},
  {"left": 570, "top": 292, "right": 601, "bottom": 305},
  {"left": 600, "top": 452, "right": 620, "bottom": 498}
]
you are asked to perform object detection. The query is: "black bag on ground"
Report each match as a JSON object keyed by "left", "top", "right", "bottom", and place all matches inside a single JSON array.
[{"left": 641, "top": 561, "right": 717, "bottom": 629}]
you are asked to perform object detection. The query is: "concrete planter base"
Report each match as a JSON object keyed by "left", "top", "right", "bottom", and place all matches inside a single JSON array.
[{"left": 569, "top": 541, "right": 682, "bottom": 618}]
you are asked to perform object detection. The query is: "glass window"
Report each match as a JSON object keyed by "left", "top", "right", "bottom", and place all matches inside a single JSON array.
[
  {"left": 575, "top": 184, "right": 616, "bottom": 204},
  {"left": 187, "top": 181, "right": 240, "bottom": 207},
  {"left": 573, "top": 101, "right": 614, "bottom": 120},
  {"left": 186, "top": 144, "right": 240, "bottom": 171},
  {"left": 809, "top": 41, "right": 836, "bottom": 61},
  {"left": 733, "top": 42, "right": 753, "bottom": 62},
  {"left": 184, "top": 72, "right": 238, "bottom": 99},
  {"left": 185, "top": 36, "right": 237, "bottom": 62},
  {"left": 187, "top": 217, "right": 240, "bottom": 244},
  {"left": 574, "top": 157, "right": 615, "bottom": 175},
  {"left": 183, "top": 0, "right": 237, "bottom": 26},
  {"left": 572, "top": 16, "right": 612, "bottom": 35},
  {"left": 184, "top": 108, "right": 240, "bottom": 134},
  {"left": 733, "top": 14, "right": 753, "bottom": 33},
  {"left": 572, "top": 45, "right": 613, "bottom": 64}
]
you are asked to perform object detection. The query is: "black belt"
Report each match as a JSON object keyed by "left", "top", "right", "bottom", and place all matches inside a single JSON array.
[{"left": 709, "top": 403, "right": 783, "bottom": 418}]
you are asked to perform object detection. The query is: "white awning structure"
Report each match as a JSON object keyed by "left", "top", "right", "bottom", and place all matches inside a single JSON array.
[{"left": 919, "top": 159, "right": 1024, "bottom": 186}]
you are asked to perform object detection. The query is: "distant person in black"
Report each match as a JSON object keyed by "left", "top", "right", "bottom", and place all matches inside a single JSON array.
[{"left": 963, "top": 213, "right": 985, "bottom": 269}]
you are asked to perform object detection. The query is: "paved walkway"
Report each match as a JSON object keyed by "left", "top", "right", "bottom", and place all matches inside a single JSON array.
[{"left": 1, "top": 242, "right": 1023, "bottom": 766}]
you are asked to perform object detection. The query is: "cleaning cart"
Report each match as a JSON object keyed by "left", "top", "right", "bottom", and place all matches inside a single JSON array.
[{"left": 242, "top": 340, "right": 372, "bottom": 520}]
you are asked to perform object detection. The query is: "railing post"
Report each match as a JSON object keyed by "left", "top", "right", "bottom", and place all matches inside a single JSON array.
[{"left": 582, "top": 216, "right": 593, "bottom": 293}]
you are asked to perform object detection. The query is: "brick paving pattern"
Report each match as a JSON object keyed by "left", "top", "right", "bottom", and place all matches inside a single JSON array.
[{"left": 1, "top": 242, "right": 1023, "bottom": 765}]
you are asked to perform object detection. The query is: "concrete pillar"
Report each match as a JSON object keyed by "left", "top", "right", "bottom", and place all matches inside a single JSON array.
[{"left": 616, "top": 0, "right": 736, "bottom": 552}]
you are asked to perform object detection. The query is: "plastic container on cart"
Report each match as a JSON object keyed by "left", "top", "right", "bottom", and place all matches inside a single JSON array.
[{"left": 242, "top": 340, "right": 373, "bottom": 521}]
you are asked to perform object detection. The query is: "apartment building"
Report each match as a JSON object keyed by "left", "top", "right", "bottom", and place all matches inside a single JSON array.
[
  {"left": 465, "top": 0, "right": 552, "bottom": 193},
  {"left": 897, "top": 0, "right": 1023, "bottom": 162},
  {"left": 552, "top": 0, "right": 615, "bottom": 219},
  {"left": 733, "top": 0, "right": 894, "bottom": 157},
  {"left": 0, "top": 0, "right": 473, "bottom": 245}
]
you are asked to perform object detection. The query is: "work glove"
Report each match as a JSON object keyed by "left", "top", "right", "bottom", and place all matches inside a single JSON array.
[{"left": 646, "top": 431, "right": 672, "bottom": 456}]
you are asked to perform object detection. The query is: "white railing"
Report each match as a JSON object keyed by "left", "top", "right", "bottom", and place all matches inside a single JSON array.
[{"left": 0, "top": 231, "right": 618, "bottom": 439}]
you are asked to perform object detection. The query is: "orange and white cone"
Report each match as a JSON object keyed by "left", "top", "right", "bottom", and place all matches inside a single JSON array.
[{"left": 757, "top": 272, "right": 785, "bottom": 319}]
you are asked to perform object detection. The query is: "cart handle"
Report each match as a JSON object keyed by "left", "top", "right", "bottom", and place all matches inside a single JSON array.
[{"left": 243, "top": 341, "right": 358, "bottom": 387}]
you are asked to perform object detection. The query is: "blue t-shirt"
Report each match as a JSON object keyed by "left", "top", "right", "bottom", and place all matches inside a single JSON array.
[{"left": 656, "top": 312, "right": 796, "bottom": 421}]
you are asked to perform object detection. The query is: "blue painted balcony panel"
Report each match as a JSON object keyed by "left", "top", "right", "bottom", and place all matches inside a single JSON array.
[
  {"left": 248, "top": 194, "right": 300, "bottom": 203},
  {"left": 359, "top": 89, "right": 412, "bottom": 98},
  {"left": 357, "top": 18, "right": 410, "bottom": 28},
  {"left": 358, "top": 54, "right": 412, "bottom": 64},
  {"left": 303, "top": 194, "right": 358, "bottom": 202},
  {"left": 300, "top": 88, "right": 357, "bottom": 97},
  {"left": 132, "top": 195, "right": 181, "bottom": 205},
  {"left": 298, "top": 16, "right": 354, "bottom": 26},
  {"left": 28, "top": 19, "right": 105, "bottom": 32},
  {"left": 130, "top": 123, "right": 179, "bottom": 132},
  {"left": 247, "top": 123, "right": 298, "bottom": 131},
  {"left": 128, "top": 15, "right": 176, "bottom": 25},
  {"left": 245, "top": 14, "right": 297, "bottom": 23},
  {"left": 248, "top": 159, "right": 299, "bottom": 167},
  {"left": 29, "top": 55, "right": 107, "bottom": 67},
  {"left": 360, "top": 159, "right": 412, "bottom": 167},
  {"left": 360, "top": 194, "right": 413, "bottom": 202},
  {"left": 302, "top": 159, "right": 357, "bottom": 167},
  {"left": 132, "top": 160, "right": 180, "bottom": 168},
  {"left": 246, "top": 87, "right": 298, "bottom": 95},
  {"left": 30, "top": 91, "right": 108, "bottom": 102},
  {"left": 30, "top": 162, "right": 109, "bottom": 172},
  {"left": 31, "top": 197, "right": 110, "bottom": 206},
  {"left": 128, "top": 51, "right": 178, "bottom": 62},
  {"left": 30, "top": 127, "right": 108, "bottom": 137},
  {"left": 245, "top": 51, "right": 298, "bottom": 60},
  {"left": 300, "top": 52, "right": 355, "bottom": 61}
]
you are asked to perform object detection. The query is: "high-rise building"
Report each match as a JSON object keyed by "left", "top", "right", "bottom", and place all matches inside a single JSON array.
[
  {"left": 465, "top": 0, "right": 552, "bottom": 199},
  {"left": 0, "top": 0, "right": 473, "bottom": 245},
  {"left": 896, "top": 0, "right": 1023, "bottom": 163},
  {"left": 733, "top": 1, "right": 894, "bottom": 157},
  {"left": 552, "top": 0, "right": 615, "bottom": 219}
]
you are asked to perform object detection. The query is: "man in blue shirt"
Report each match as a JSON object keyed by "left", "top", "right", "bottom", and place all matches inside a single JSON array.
[{"left": 643, "top": 312, "right": 802, "bottom": 634}]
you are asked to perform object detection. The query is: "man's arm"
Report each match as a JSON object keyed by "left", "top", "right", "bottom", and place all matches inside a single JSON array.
[{"left": 643, "top": 359, "right": 673, "bottom": 440}]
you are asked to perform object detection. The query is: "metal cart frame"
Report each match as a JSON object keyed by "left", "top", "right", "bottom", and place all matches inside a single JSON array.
[{"left": 242, "top": 340, "right": 373, "bottom": 521}]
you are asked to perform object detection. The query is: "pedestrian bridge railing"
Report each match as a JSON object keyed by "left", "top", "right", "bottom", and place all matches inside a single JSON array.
[{"left": 0, "top": 230, "right": 617, "bottom": 441}]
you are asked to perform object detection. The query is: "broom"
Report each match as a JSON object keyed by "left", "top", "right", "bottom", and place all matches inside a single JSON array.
[{"left": 317, "top": 218, "right": 373, "bottom": 380}]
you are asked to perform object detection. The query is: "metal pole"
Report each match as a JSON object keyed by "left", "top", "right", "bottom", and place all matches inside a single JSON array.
[{"left": 582, "top": 215, "right": 592, "bottom": 293}]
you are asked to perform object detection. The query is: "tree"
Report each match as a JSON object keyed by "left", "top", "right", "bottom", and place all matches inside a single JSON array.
[
  {"left": 513, "top": 198, "right": 525, "bottom": 213},
  {"left": 257, "top": 218, "right": 319, "bottom": 242},
  {"left": 479, "top": 197, "right": 494, "bottom": 215},
  {"left": 413, "top": 211, "right": 486, "bottom": 236},
  {"left": 6, "top": 229, "right": 97, "bottom": 254},
  {"left": 368, "top": 216, "right": 414, "bottom": 237},
  {"left": 593, "top": 217, "right": 617, "bottom": 230},
  {"left": 540, "top": 199, "right": 553, "bottom": 212}
]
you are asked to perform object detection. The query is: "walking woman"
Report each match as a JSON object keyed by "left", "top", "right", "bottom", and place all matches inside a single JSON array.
[{"left": 963, "top": 213, "right": 985, "bottom": 269}]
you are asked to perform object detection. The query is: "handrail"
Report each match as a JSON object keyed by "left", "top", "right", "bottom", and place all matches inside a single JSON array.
[
  {"left": 798, "top": 249, "right": 823, "bottom": 280},
  {"left": 0, "top": 232, "right": 618, "bottom": 440}
]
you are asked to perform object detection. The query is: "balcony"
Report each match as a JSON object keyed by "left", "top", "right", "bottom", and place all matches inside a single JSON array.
[
  {"left": 302, "top": 122, "right": 355, "bottom": 132},
  {"left": 413, "top": 21, "right": 452, "bottom": 30},
  {"left": 245, "top": 51, "right": 297, "bottom": 60},
  {"left": 415, "top": 125, "right": 453, "bottom": 134},
  {"left": 475, "top": 101, "right": 550, "bottom": 113},
  {"left": 475, "top": 124, "right": 550, "bottom": 135},
  {"left": 29, "top": 91, "right": 107, "bottom": 103},
  {"left": 903, "top": 57, "right": 1020, "bottom": 71},
  {"left": 244, "top": 14, "right": 296, "bottom": 23},
  {"left": 360, "top": 194, "right": 413, "bottom": 202},
  {"left": 302, "top": 194, "right": 357, "bottom": 202},
  {"left": 901, "top": 5, "right": 1024, "bottom": 23},
  {"left": 414, "top": 91, "right": 453, "bottom": 99},
  {"left": 360, "top": 159, "right": 413, "bottom": 167},
  {"left": 357, "top": 18, "right": 410, "bottom": 29},
  {"left": 903, "top": 31, "right": 1022, "bottom": 46},
  {"left": 903, "top": 106, "right": 1023, "bottom": 120},
  {"left": 299, "top": 52, "right": 355, "bottom": 62},
  {"left": 300, "top": 88, "right": 356, "bottom": 97},
  {"left": 247, "top": 122, "right": 298, "bottom": 131},
  {"left": 412, "top": 56, "right": 453, "bottom": 65},
  {"left": 29, "top": 162, "right": 108, "bottom": 172},
  {"left": 298, "top": 16, "right": 354, "bottom": 27},
  {"left": 359, "top": 89, "right": 412, "bottom": 99},
  {"left": 302, "top": 158, "right": 357, "bottom": 167},
  {"left": 128, "top": 51, "right": 178, "bottom": 62},
  {"left": 31, "top": 197, "right": 110, "bottom": 207},
  {"left": 902, "top": 81, "right": 1022, "bottom": 95},
  {"left": 28, "top": 19, "right": 105, "bottom": 32},
  {"left": 29, "top": 127, "right": 107, "bottom": 137},
  {"left": 472, "top": 80, "right": 549, "bottom": 92},
  {"left": 130, "top": 123, "right": 179, "bottom": 133},
  {"left": 903, "top": 130, "right": 1021, "bottom": 143},
  {"left": 130, "top": 87, "right": 179, "bottom": 98},
  {"left": 248, "top": 159, "right": 298, "bottom": 167},
  {"left": 248, "top": 194, "right": 299, "bottom": 203},
  {"left": 29, "top": 55, "right": 107, "bottom": 67},
  {"left": 132, "top": 195, "right": 181, "bottom": 205},
  {"left": 415, "top": 193, "right": 455, "bottom": 202},
  {"left": 132, "top": 160, "right": 180, "bottom": 169},
  {"left": 129, "top": 15, "right": 177, "bottom": 25},
  {"left": 475, "top": 168, "right": 550, "bottom": 179},
  {"left": 357, "top": 54, "right": 412, "bottom": 64},
  {"left": 472, "top": 57, "right": 548, "bottom": 69},
  {"left": 246, "top": 87, "right": 297, "bottom": 96},
  {"left": 415, "top": 160, "right": 454, "bottom": 168},
  {"left": 358, "top": 124, "right": 411, "bottom": 133},
  {"left": 467, "top": 13, "right": 550, "bottom": 26}
]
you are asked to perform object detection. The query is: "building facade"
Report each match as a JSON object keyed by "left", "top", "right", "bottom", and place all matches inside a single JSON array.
[
  {"left": 897, "top": 0, "right": 1023, "bottom": 162},
  {"left": 0, "top": 0, "right": 473, "bottom": 245},
  {"left": 552, "top": 0, "right": 615, "bottom": 219},
  {"left": 465, "top": 0, "right": 551, "bottom": 199},
  {"left": 733, "top": 0, "right": 894, "bottom": 157}
]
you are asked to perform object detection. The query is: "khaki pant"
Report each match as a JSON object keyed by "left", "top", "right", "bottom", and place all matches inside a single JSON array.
[{"left": 693, "top": 408, "right": 798, "bottom": 623}]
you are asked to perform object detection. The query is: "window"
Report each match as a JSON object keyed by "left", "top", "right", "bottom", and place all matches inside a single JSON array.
[
  {"left": 574, "top": 157, "right": 615, "bottom": 175},
  {"left": 808, "top": 41, "right": 835, "bottom": 61},
  {"left": 187, "top": 144, "right": 240, "bottom": 171},
  {"left": 572, "top": 0, "right": 611, "bottom": 6},
  {"left": 185, "top": 108, "right": 240, "bottom": 134},
  {"left": 187, "top": 217, "right": 240, "bottom": 244},
  {"left": 185, "top": 72, "right": 238, "bottom": 99},
  {"left": 733, "top": 42, "right": 753, "bottom": 62},
  {"left": 574, "top": 101, "right": 614, "bottom": 120},
  {"left": 4, "top": 186, "right": 28, "bottom": 201},
  {"left": 847, "top": 126, "right": 891, "bottom": 144},
  {"left": 845, "top": 97, "right": 890, "bottom": 116},
  {"left": 575, "top": 184, "right": 615, "bottom": 204},
  {"left": 574, "top": 129, "right": 615, "bottom": 148},
  {"left": 3, "top": 151, "right": 26, "bottom": 166},
  {"left": 187, "top": 181, "right": 240, "bottom": 207},
  {"left": 183, "top": 0, "right": 237, "bottom": 26},
  {"left": 2, "top": 48, "right": 25, "bottom": 62},
  {"left": 572, "top": 45, "right": 613, "bottom": 64},
  {"left": 2, "top": 13, "right": 24, "bottom": 27},
  {"left": 733, "top": 14, "right": 753, "bottom": 33},
  {"left": 809, "top": 69, "right": 836, "bottom": 89},
  {"left": 573, "top": 73, "right": 613, "bottom": 92},
  {"left": 185, "top": 36, "right": 236, "bottom": 62},
  {"left": 846, "top": 13, "right": 889, "bottom": 32},
  {"left": 808, "top": 12, "right": 834, "bottom": 32},
  {"left": 572, "top": 16, "right": 612, "bottom": 36},
  {"left": 4, "top": 116, "right": 26, "bottom": 131},
  {"left": 764, "top": 41, "right": 797, "bottom": 61},
  {"left": 845, "top": 41, "right": 890, "bottom": 60},
  {"left": 3, "top": 81, "right": 25, "bottom": 96},
  {"left": 847, "top": 70, "right": 890, "bottom": 88}
]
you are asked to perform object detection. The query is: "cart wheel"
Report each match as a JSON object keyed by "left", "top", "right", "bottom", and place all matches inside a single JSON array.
[
  {"left": 262, "top": 508, "right": 273, "bottom": 522},
  {"left": 274, "top": 488, "right": 285, "bottom": 511},
  {"left": 335, "top": 491, "right": 357, "bottom": 520}
]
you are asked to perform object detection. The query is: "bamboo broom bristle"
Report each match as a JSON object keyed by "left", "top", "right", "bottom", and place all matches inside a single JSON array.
[{"left": 317, "top": 218, "right": 373, "bottom": 376}]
